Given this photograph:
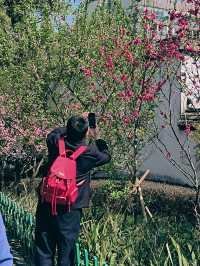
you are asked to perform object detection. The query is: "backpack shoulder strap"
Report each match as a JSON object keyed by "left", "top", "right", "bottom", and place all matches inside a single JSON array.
[
  {"left": 58, "top": 137, "right": 66, "bottom": 157},
  {"left": 71, "top": 146, "right": 87, "bottom": 160}
]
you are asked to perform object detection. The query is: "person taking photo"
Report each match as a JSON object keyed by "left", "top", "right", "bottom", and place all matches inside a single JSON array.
[{"left": 35, "top": 113, "right": 111, "bottom": 266}]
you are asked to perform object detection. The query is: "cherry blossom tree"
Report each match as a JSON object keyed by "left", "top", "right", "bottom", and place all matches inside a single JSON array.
[{"left": 151, "top": 0, "right": 200, "bottom": 206}]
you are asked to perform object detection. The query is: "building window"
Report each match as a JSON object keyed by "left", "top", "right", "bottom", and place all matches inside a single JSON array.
[
  {"left": 178, "top": 56, "right": 200, "bottom": 128},
  {"left": 180, "top": 56, "right": 200, "bottom": 113}
]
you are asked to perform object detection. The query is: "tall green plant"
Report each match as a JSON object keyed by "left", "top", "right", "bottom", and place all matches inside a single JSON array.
[{"left": 0, "top": 0, "right": 159, "bottom": 184}]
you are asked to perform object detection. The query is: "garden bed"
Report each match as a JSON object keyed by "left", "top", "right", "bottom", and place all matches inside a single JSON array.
[
  {"left": 2, "top": 179, "right": 199, "bottom": 265},
  {"left": 91, "top": 179, "right": 195, "bottom": 198},
  {"left": 91, "top": 179, "right": 196, "bottom": 217}
]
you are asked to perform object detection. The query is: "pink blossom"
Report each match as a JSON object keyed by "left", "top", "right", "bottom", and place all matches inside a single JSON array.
[
  {"left": 169, "top": 10, "right": 182, "bottom": 20},
  {"left": 146, "top": 43, "right": 158, "bottom": 58},
  {"left": 169, "top": 11, "right": 175, "bottom": 20},
  {"left": 165, "top": 42, "right": 184, "bottom": 60},
  {"left": 185, "top": 43, "right": 193, "bottom": 52},
  {"left": 144, "top": 24, "right": 151, "bottom": 31},
  {"left": 128, "top": 132, "right": 134, "bottom": 140},
  {"left": 189, "top": 8, "right": 199, "bottom": 16},
  {"left": 166, "top": 152, "right": 171, "bottom": 159},
  {"left": 178, "top": 31, "right": 185, "bottom": 39},
  {"left": 113, "top": 74, "right": 120, "bottom": 83},
  {"left": 175, "top": 52, "right": 184, "bottom": 61},
  {"left": 141, "top": 86, "right": 158, "bottom": 102},
  {"left": 178, "top": 18, "right": 188, "bottom": 30},
  {"left": 106, "top": 55, "right": 114, "bottom": 70},
  {"left": 158, "top": 21, "right": 164, "bottom": 30},
  {"left": 99, "top": 47, "right": 106, "bottom": 57},
  {"left": 144, "top": 62, "right": 152, "bottom": 69},
  {"left": 175, "top": 12, "right": 182, "bottom": 18},
  {"left": 148, "top": 49, "right": 158, "bottom": 59},
  {"left": 118, "top": 89, "right": 134, "bottom": 101},
  {"left": 121, "top": 74, "right": 128, "bottom": 82},
  {"left": 113, "top": 38, "right": 121, "bottom": 48},
  {"left": 97, "top": 95, "right": 107, "bottom": 103},
  {"left": 0, "top": 107, "right": 6, "bottom": 115},
  {"left": 157, "top": 80, "right": 166, "bottom": 90},
  {"left": 146, "top": 44, "right": 154, "bottom": 50},
  {"left": 132, "top": 111, "right": 139, "bottom": 118},
  {"left": 0, "top": 96, "right": 5, "bottom": 101},
  {"left": 143, "top": 7, "right": 148, "bottom": 14},
  {"left": 149, "top": 12, "right": 156, "bottom": 20},
  {"left": 124, "top": 50, "right": 134, "bottom": 62},
  {"left": 151, "top": 32, "right": 159, "bottom": 41},
  {"left": 124, "top": 42, "right": 131, "bottom": 50},
  {"left": 91, "top": 60, "right": 97, "bottom": 66},
  {"left": 144, "top": 12, "right": 157, "bottom": 21},
  {"left": 132, "top": 38, "right": 142, "bottom": 46},
  {"left": 184, "top": 124, "right": 191, "bottom": 136},
  {"left": 35, "top": 127, "right": 42, "bottom": 136},
  {"left": 126, "top": 89, "right": 134, "bottom": 97},
  {"left": 142, "top": 92, "right": 155, "bottom": 102},
  {"left": 81, "top": 67, "right": 92, "bottom": 77},
  {"left": 123, "top": 116, "right": 131, "bottom": 125}
]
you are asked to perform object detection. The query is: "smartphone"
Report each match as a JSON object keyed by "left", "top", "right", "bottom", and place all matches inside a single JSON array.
[{"left": 88, "top": 113, "right": 96, "bottom": 128}]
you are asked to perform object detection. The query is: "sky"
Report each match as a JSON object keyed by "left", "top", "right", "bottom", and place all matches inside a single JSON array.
[{"left": 66, "top": 0, "right": 81, "bottom": 26}]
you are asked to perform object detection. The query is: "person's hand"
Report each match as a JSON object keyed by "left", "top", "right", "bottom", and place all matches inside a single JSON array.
[
  {"left": 82, "top": 112, "right": 89, "bottom": 120},
  {"left": 87, "top": 126, "right": 100, "bottom": 140}
]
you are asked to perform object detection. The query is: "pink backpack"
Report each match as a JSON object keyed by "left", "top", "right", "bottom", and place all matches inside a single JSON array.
[{"left": 40, "top": 137, "right": 87, "bottom": 215}]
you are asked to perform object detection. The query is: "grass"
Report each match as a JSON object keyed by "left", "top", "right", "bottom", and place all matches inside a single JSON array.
[
  {"left": 79, "top": 209, "right": 200, "bottom": 265},
  {"left": 2, "top": 180, "right": 200, "bottom": 265}
]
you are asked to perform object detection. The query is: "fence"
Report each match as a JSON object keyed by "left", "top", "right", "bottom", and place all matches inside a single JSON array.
[{"left": 0, "top": 192, "right": 108, "bottom": 266}]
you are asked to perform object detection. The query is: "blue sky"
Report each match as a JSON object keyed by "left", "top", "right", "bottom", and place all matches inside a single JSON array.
[{"left": 66, "top": 0, "right": 81, "bottom": 25}]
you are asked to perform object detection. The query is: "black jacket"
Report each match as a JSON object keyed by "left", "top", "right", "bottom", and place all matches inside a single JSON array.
[{"left": 43, "top": 127, "right": 111, "bottom": 209}]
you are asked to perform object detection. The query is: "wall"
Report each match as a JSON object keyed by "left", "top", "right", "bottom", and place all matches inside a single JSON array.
[{"left": 140, "top": 77, "right": 198, "bottom": 187}]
